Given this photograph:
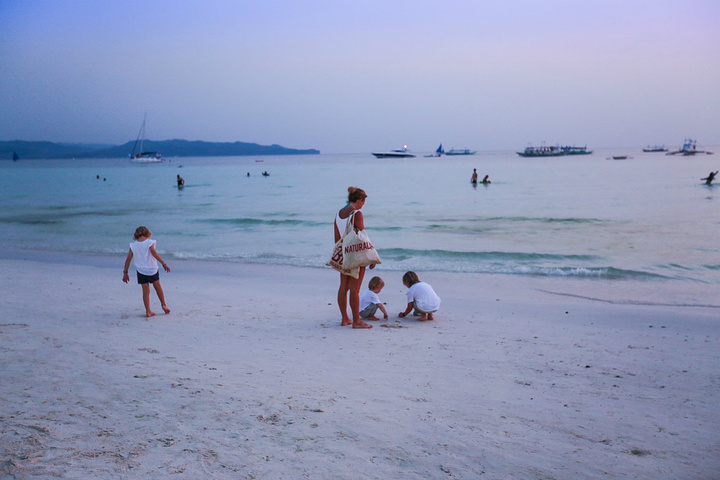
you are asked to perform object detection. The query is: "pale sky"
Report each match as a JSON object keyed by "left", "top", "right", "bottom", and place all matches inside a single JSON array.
[{"left": 1, "top": 0, "right": 718, "bottom": 153}]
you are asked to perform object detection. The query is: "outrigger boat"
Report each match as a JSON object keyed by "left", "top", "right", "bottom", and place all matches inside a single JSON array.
[
  {"left": 446, "top": 148, "right": 476, "bottom": 156},
  {"left": 372, "top": 145, "right": 416, "bottom": 158},
  {"left": 517, "top": 144, "right": 565, "bottom": 157},
  {"left": 642, "top": 145, "right": 668, "bottom": 152},
  {"left": 517, "top": 143, "right": 592, "bottom": 157},
  {"left": 666, "top": 139, "right": 713, "bottom": 156}
]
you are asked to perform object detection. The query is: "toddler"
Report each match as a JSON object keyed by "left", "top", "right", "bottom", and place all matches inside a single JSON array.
[{"left": 359, "top": 276, "right": 389, "bottom": 320}]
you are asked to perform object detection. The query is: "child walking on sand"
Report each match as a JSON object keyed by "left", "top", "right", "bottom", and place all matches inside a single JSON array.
[
  {"left": 398, "top": 271, "right": 441, "bottom": 321},
  {"left": 122, "top": 226, "right": 171, "bottom": 317},
  {"left": 359, "top": 276, "right": 389, "bottom": 320}
]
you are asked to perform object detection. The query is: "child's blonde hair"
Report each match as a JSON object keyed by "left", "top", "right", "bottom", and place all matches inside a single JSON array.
[
  {"left": 368, "top": 276, "right": 384, "bottom": 290},
  {"left": 133, "top": 226, "right": 151, "bottom": 240}
]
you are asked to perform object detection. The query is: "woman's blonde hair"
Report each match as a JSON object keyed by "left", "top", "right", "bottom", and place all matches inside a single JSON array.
[{"left": 347, "top": 187, "right": 367, "bottom": 203}]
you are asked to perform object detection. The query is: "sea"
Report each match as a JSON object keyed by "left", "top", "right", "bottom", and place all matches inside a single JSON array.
[{"left": 1, "top": 149, "right": 719, "bottom": 306}]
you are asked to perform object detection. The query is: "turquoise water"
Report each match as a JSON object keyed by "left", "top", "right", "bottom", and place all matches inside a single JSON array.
[{"left": 1, "top": 150, "right": 719, "bottom": 301}]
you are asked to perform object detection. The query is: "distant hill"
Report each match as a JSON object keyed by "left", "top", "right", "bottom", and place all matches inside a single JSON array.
[{"left": 1, "top": 139, "right": 320, "bottom": 160}]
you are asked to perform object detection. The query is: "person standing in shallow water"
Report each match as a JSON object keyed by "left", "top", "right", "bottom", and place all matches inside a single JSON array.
[
  {"left": 334, "top": 187, "right": 375, "bottom": 329},
  {"left": 702, "top": 171, "right": 718, "bottom": 185}
]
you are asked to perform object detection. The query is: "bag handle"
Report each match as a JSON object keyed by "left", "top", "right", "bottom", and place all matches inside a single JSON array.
[{"left": 343, "top": 211, "right": 356, "bottom": 236}]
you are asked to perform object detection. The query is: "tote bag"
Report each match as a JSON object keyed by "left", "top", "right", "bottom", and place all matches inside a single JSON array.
[
  {"left": 326, "top": 212, "right": 381, "bottom": 277},
  {"left": 342, "top": 228, "right": 381, "bottom": 270}
]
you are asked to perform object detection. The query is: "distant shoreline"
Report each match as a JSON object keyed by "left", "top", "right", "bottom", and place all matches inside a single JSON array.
[{"left": 1, "top": 139, "right": 320, "bottom": 160}]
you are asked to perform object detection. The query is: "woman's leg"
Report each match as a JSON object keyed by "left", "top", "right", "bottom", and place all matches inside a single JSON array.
[
  {"left": 338, "top": 273, "right": 351, "bottom": 326},
  {"left": 350, "top": 267, "right": 371, "bottom": 328}
]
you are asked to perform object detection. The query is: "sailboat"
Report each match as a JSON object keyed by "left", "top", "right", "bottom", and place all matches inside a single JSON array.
[
  {"left": 129, "top": 114, "right": 163, "bottom": 163},
  {"left": 424, "top": 144, "right": 445, "bottom": 157},
  {"left": 12, "top": 151, "right": 19, "bottom": 161}
]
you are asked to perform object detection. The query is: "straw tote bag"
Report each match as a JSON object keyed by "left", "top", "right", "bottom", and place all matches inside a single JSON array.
[{"left": 327, "top": 212, "right": 381, "bottom": 277}]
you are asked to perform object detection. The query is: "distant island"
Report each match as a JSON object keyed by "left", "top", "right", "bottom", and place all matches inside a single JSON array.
[{"left": 1, "top": 139, "right": 320, "bottom": 160}]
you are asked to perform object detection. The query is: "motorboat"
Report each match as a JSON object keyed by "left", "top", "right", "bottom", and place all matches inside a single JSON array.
[
  {"left": 516, "top": 145, "right": 565, "bottom": 157},
  {"left": 642, "top": 145, "right": 668, "bottom": 152},
  {"left": 561, "top": 145, "right": 592, "bottom": 155},
  {"left": 446, "top": 148, "right": 476, "bottom": 156},
  {"left": 372, "top": 145, "right": 416, "bottom": 158},
  {"left": 517, "top": 143, "right": 592, "bottom": 157}
]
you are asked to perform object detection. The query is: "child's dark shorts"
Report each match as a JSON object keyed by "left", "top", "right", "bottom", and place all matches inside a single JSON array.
[{"left": 137, "top": 271, "right": 160, "bottom": 284}]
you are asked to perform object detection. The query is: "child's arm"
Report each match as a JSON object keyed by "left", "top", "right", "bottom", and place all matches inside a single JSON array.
[
  {"left": 122, "top": 249, "right": 133, "bottom": 283},
  {"left": 150, "top": 244, "right": 170, "bottom": 272},
  {"left": 398, "top": 302, "right": 413, "bottom": 318},
  {"left": 377, "top": 302, "right": 389, "bottom": 319}
]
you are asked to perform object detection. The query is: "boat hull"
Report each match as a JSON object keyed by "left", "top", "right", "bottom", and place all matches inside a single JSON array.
[{"left": 372, "top": 152, "right": 416, "bottom": 158}]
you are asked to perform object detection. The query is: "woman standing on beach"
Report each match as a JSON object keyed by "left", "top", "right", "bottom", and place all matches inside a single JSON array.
[{"left": 335, "top": 187, "right": 374, "bottom": 329}]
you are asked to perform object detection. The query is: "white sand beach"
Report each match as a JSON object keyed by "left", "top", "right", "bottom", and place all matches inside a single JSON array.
[{"left": 1, "top": 256, "right": 718, "bottom": 479}]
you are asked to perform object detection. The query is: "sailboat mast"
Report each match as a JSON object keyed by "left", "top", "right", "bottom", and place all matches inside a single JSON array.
[{"left": 130, "top": 114, "right": 147, "bottom": 158}]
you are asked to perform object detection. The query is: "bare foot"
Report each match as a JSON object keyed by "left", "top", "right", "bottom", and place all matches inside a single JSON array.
[
  {"left": 427, "top": 313, "right": 434, "bottom": 320},
  {"left": 366, "top": 315, "right": 379, "bottom": 321},
  {"left": 341, "top": 318, "right": 352, "bottom": 326},
  {"left": 418, "top": 314, "right": 429, "bottom": 321},
  {"left": 146, "top": 311, "right": 156, "bottom": 318},
  {"left": 162, "top": 305, "right": 171, "bottom": 314},
  {"left": 352, "top": 320, "right": 373, "bottom": 329}
]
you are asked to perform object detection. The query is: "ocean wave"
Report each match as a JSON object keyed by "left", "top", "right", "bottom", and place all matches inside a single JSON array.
[
  {"left": 378, "top": 247, "right": 600, "bottom": 262},
  {"left": 194, "top": 217, "right": 325, "bottom": 227}
]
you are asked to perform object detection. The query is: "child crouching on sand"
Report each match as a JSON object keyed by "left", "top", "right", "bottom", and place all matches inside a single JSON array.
[
  {"left": 398, "top": 271, "right": 441, "bottom": 321},
  {"left": 122, "top": 226, "right": 171, "bottom": 318},
  {"left": 359, "top": 276, "right": 389, "bottom": 320}
]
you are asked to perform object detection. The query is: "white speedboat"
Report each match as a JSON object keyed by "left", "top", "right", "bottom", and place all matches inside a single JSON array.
[{"left": 372, "top": 145, "right": 416, "bottom": 158}]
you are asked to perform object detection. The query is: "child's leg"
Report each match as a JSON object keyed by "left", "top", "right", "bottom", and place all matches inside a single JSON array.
[
  {"left": 141, "top": 283, "right": 155, "bottom": 317},
  {"left": 414, "top": 302, "right": 430, "bottom": 321},
  {"left": 152, "top": 280, "right": 171, "bottom": 314}
]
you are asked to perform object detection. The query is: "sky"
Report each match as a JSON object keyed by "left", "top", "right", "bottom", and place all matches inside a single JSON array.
[{"left": 1, "top": 0, "right": 719, "bottom": 154}]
